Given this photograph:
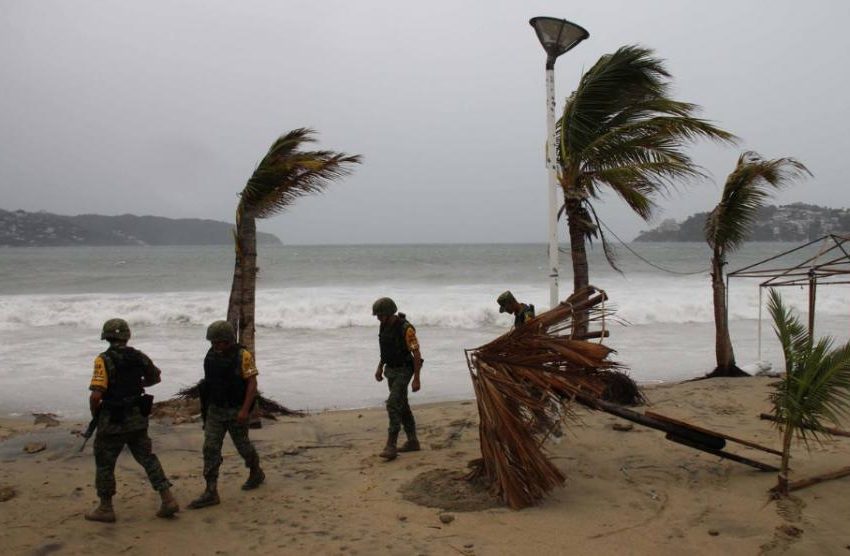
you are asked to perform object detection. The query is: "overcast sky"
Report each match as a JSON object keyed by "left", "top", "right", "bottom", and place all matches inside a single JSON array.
[{"left": 2, "top": 0, "right": 849, "bottom": 244}]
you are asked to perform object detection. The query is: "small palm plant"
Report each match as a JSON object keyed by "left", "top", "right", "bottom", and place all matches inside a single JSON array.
[
  {"left": 228, "top": 128, "right": 361, "bottom": 353},
  {"left": 767, "top": 288, "right": 850, "bottom": 496},
  {"left": 705, "top": 152, "right": 810, "bottom": 377}
]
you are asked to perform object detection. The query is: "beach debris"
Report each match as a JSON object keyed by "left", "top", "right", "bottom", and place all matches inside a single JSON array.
[
  {"left": 708, "top": 529, "right": 719, "bottom": 536},
  {"left": 153, "top": 382, "right": 304, "bottom": 422},
  {"left": 466, "top": 286, "right": 644, "bottom": 510},
  {"left": 612, "top": 422, "right": 634, "bottom": 432},
  {"left": 33, "top": 413, "right": 60, "bottom": 427},
  {"left": 769, "top": 465, "right": 850, "bottom": 496},
  {"left": 0, "top": 485, "right": 15, "bottom": 502},
  {"left": 601, "top": 406, "right": 781, "bottom": 472},
  {"left": 23, "top": 442, "right": 46, "bottom": 454},
  {"left": 439, "top": 513, "right": 455, "bottom": 524}
]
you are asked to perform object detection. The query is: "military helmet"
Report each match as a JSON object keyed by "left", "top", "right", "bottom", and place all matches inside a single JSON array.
[
  {"left": 371, "top": 297, "right": 397, "bottom": 317},
  {"left": 101, "top": 318, "right": 131, "bottom": 341},
  {"left": 497, "top": 290, "right": 516, "bottom": 313},
  {"left": 206, "top": 320, "right": 236, "bottom": 343}
]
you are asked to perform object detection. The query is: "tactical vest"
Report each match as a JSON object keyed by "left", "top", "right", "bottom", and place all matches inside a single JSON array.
[
  {"left": 379, "top": 315, "right": 414, "bottom": 368},
  {"left": 203, "top": 346, "right": 247, "bottom": 408},
  {"left": 515, "top": 304, "right": 535, "bottom": 327},
  {"left": 100, "top": 346, "right": 147, "bottom": 403}
]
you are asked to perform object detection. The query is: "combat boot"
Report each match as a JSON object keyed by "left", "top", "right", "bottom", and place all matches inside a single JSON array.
[
  {"left": 156, "top": 488, "right": 180, "bottom": 518},
  {"left": 379, "top": 431, "right": 399, "bottom": 461},
  {"left": 84, "top": 496, "right": 116, "bottom": 523},
  {"left": 241, "top": 464, "right": 265, "bottom": 491},
  {"left": 397, "top": 431, "right": 420, "bottom": 453},
  {"left": 187, "top": 482, "right": 220, "bottom": 509}
]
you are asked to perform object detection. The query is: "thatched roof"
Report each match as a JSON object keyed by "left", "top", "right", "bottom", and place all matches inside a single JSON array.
[{"left": 466, "top": 286, "right": 643, "bottom": 509}]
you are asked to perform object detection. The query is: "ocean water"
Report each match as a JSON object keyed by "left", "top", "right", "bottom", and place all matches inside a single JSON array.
[{"left": 1, "top": 242, "right": 847, "bottom": 418}]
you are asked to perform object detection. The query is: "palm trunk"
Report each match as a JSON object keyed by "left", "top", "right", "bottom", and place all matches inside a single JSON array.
[
  {"left": 776, "top": 419, "right": 794, "bottom": 496},
  {"left": 707, "top": 250, "right": 747, "bottom": 377},
  {"left": 238, "top": 214, "right": 258, "bottom": 355},
  {"left": 564, "top": 197, "right": 590, "bottom": 337},
  {"left": 226, "top": 226, "right": 242, "bottom": 329}
]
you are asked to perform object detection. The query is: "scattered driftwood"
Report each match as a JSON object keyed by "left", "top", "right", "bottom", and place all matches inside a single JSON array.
[
  {"left": 759, "top": 413, "right": 850, "bottom": 438},
  {"left": 466, "top": 286, "right": 644, "bottom": 510},
  {"left": 769, "top": 466, "right": 850, "bottom": 495}
]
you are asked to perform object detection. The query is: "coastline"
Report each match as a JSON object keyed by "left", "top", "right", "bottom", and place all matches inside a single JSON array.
[{"left": 3, "top": 377, "right": 850, "bottom": 554}]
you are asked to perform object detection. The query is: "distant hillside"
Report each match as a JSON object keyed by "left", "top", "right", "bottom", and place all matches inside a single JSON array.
[
  {"left": 0, "top": 209, "right": 282, "bottom": 247},
  {"left": 635, "top": 203, "right": 850, "bottom": 242}
]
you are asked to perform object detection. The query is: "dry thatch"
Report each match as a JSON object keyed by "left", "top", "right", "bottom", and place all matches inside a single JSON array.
[{"left": 466, "top": 286, "right": 643, "bottom": 510}]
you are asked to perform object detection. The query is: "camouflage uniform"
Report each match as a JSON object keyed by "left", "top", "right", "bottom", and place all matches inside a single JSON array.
[
  {"left": 200, "top": 345, "right": 261, "bottom": 484},
  {"left": 384, "top": 365, "right": 416, "bottom": 437},
  {"left": 202, "top": 403, "right": 260, "bottom": 483},
  {"left": 90, "top": 347, "right": 171, "bottom": 498}
]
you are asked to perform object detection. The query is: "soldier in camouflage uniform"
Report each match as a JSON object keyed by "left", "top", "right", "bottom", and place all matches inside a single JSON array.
[
  {"left": 372, "top": 297, "right": 423, "bottom": 461},
  {"left": 188, "top": 320, "right": 265, "bottom": 509},
  {"left": 85, "top": 318, "right": 179, "bottom": 522},
  {"left": 497, "top": 290, "right": 535, "bottom": 328}
]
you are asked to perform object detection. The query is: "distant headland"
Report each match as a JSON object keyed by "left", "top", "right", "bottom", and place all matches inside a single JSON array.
[
  {"left": 635, "top": 203, "right": 850, "bottom": 242},
  {"left": 0, "top": 209, "right": 282, "bottom": 247}
]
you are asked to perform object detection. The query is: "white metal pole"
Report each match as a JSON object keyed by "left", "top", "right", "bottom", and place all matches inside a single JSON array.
[
  {"left": 758, "top": 286, "right": 763, "bottom": 361},
  {"left": 545, "top": 64, "right": 559, "bottom": 309}
]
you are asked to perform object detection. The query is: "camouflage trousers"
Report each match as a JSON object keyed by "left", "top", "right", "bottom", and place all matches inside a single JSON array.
[
  {"left": 384, "top": 365, "right": 416, "bottom": 436},
  {"left": 93, "top": 428, "right": 170, "bottom": 497},
  {"left": 202, "top": 404, "right": 260, "bottom": 482}
]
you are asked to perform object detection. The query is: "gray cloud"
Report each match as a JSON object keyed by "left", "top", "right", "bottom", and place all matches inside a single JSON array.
[{"left": 2, "top": 0, "right": 848, "bottom": 244}]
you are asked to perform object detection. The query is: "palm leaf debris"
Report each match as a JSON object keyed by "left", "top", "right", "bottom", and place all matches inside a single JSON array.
[
  {"left": 162, "top": 381, "right": 304, "bottom": 419},
  {"left": 465, "top": 286, "right": 643, "bottom": 509}
]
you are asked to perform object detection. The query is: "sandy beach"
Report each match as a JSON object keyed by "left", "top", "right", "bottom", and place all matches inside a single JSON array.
[{"left": 2, "top": 377, "right": 849, "bottom": 555}]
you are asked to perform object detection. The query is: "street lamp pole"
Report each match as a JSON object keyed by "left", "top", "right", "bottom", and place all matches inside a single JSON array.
[{"left": 529, "top": 17, "right": 589, "bottom": 309}]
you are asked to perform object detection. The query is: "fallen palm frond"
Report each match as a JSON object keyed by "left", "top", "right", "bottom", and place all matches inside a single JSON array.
[
  {"left": 174, "top": 381, "right": 304, "bottom": 417},
  {"left": 466, "top": 286, "right": 642, "bottom": 509}
]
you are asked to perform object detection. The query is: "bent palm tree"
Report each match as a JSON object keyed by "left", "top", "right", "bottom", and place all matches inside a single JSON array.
[
  {"left": 556, "top": 45, "right": 736, "bottom": 331},
  {"left": 767, "top": 289, "right": 850, "bottom": 496},
  {"left": 704, "top": 152, "right": 810, "bottom": 377},
  {"left": 228, "top": 128, "right": 361, "bottom": 354}
]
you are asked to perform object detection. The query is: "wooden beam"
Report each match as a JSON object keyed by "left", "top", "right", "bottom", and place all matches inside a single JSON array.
[
  {"left": 666, "top": 435, "right": 778, "bottom": 472},
  {"left": 646, "top": 411, "right": 783, "bottom": 456},
  {"left": 769, "top": 466, "right": 850, "bottom": 494}
]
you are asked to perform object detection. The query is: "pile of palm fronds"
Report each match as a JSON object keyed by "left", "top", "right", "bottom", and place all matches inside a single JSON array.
[
  {"left": 173, "top": 381, "right": 304, "bottom": 418},
  {"left": 466, "top": 286, "right": 643, "bottom": 509}
]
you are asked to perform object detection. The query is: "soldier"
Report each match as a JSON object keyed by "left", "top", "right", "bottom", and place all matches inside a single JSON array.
[
  {"left": 85, "top": 318, "right": 179, "bottom": 522},
  {"left": 372, "top": 297, "right": 423, "bottom": 461},
  {"left": 497, "top": 290, "right": 535, "bottom": 328},
  {"left": 188, "top": 320, "right": 265, "bottom": 509}
]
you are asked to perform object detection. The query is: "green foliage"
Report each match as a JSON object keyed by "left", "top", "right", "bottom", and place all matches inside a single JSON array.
[
  {"left": 705, "top": 153, "right": 811, "bottom": 256},
  {"left": 767, "top": 289, "right": 850, "bottom": 446},
  {"left": 240, "top": 128, "right": 362, "bottom": 219},
  {"left": 557, "top": 45, "right": 737, "bottom": 228}
]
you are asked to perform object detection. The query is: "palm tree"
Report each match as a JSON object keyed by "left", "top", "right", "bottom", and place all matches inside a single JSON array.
[
  {"left": 704, "top": 152, "right": 810, "bottom": 377},
  {"left": 767, "top": 288, "right": 850, "bottom": 496},
  {"left": 556, "top": 45, "right": 736, "bottom": 332},
  {"left": 228, "top": 128, "right": 361, "bottom": 354}
]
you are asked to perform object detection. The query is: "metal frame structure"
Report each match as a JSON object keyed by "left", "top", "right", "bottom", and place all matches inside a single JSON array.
[{"left": 728, "top": 234, "right": 850, "bottom": 358}]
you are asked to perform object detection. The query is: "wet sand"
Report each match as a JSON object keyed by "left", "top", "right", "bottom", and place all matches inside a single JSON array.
[{"left": 2, "top": 377, "right": 849, "bottom": 555}]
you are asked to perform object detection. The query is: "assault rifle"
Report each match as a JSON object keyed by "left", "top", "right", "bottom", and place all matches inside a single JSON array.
[{"left": 79, "top": 410, "right": 99, "bottom": 452}]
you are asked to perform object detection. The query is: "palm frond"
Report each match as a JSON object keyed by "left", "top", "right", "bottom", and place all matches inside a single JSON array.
[
  {"left": 240, "top": 128, "right": 362, "bottom": 219},
  {"left": 556, "top": 45, "right": 737, "bottom": 244},
  {"left": 467, "top": 286, "right": 643, "bottom": 509},
  {"left": 705, "top": 152, "right": 810, "bottom": 251}
]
